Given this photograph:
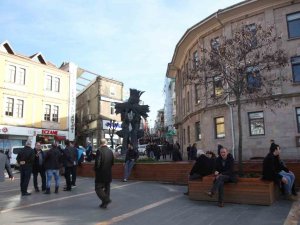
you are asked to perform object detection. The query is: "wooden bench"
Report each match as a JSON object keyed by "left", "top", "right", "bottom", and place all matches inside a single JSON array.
[{"left": 188, "top": 176, "right": 278, "bottom": 205}]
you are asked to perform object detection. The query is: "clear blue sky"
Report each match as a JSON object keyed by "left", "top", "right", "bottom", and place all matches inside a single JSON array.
[{"left": 0, "top": 0, "right": 242, "bottom": 127}]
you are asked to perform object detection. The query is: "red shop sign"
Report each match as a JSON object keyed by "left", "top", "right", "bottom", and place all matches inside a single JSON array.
[{"left": 42, "top": 130, "right": 58, "bottom": 135}]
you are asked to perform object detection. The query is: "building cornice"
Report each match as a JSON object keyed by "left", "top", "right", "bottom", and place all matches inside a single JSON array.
[{"left": 166, "top": 0, "right": 298, "bottom": 78}]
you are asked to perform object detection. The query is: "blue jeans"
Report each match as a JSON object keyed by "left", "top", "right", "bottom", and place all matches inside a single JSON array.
[
  {"left": 124, "top": 160, "right": 135, "bottom": 180},
  {"left": 279, "top": 171, "right": 295, "bottom": 195},
  {"left": 46, "top": 169, "right": 60, "bottom": 189}
]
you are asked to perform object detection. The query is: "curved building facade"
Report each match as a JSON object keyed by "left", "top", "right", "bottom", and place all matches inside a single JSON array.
[{"left": 166, "top": 0, "right": 300, "bottom": 160}]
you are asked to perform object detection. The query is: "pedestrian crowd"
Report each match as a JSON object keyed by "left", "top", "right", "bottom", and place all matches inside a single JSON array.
[
  {"left": 1, "top": 138, "right": 298, "bottom": 210},
  {"left": 7, "top": 139, "right": 85, "bottom": 196}
]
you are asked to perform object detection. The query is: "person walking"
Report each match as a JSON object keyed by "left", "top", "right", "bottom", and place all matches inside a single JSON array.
[
  {"left": 32, "top": 142, "right": 46, "bottom": 192},
  {"left": 17, "top": 140, "right": 35, "bottom": 196},
  {"left": 187, "top": 144, "right": 191, "bottom": 160},
  {"left": 63, "top": 140, "right": 76, "bottom": 191},
  {"left": 70, "top": 141, "right": 78, "bottom": 187},
  {"left": 123, "top": 142, "right": 138, "bottom": 182},
  {"left": 94, "top": 139, "right": 114, "bottom": 209},
  {"left": 44, "top": 143, "right": 62, "bottom": 194},
  {"left": 0, "top": 149, "right": 14, "bottom": 182},
  {"left": 190, "top": 143, "right": 197, "bottom": 160},
  {"left": 206, "top": 147, "right": 236, "bottom": 207}
]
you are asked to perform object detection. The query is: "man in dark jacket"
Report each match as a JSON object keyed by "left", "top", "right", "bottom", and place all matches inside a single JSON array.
[
  {"left": 17, "top": 140, "right": 35, "bottom": 196},
  {"left": 184, "top": 150, "right": 216, "bottom": 195},
  {"left": 32, "top": 142, "right": 46, "bottom": 192},
  {"left": 63, "top": 140, "right": 76, "bottom": 191},
  {"left": 189, "top": 151, "right": 216, "bottom": 180},
  {"left": 262, "top": 144, "right": 296, "bottom": 199},
  {"left": 94, "top": 139, "right": 114, "bottom": 209},
  {"left": 123, "top": 142, "right": 138, "bottom": 182},
  {"left": 44, "top": 143, "right": 62, "bottom": 194},
  {"left": 207, "top": 147, "right": 236, "bottom": 207}
]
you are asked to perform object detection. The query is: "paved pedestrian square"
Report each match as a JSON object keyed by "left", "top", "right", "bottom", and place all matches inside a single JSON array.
[{"left": 0, "top": 173, "right": 298, "bottom": 225}]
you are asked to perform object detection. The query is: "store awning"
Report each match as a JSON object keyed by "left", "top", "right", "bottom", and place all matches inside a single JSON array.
[{"left": 54, "top": 136, "right": 66, "bottom": 141}]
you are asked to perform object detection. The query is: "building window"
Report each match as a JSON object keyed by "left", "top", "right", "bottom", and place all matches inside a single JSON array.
[
  {"left": 16, "top": 99, "right": 24, "bottom": 118},
  {"left": 213, "top": 75, "right": 223, "bottom": 96},
  {"left": 5, "top": 98, "right": 14, "bottom": 116},
  {"left": 287, "top": 12, "right": 300, "bottom": 39},
  {"left": 183, "top": 129, "right": 186, "bottom": 145},
  {"left": 193, "top": 50, "right": 199, "bottom": 68},
  {"left": 185, "top": 62, "right": 189, "bottom": 76},
  {"left": 248, "top": 111, "right": 265, "bottom": 136},
  {"left": 245, "top": 23, "right": 257, "bottom": 47},
  {"left": 44, "top": 104, "right": 51, "bottom": 121},
  {"left": 16, "top": 68, "right": 25, "bottom": 85},
  {"left": 110, "top": 102, "right": 116, "bottom": 115},
  {"left": 215, "top": 117, "right": 225, "bottom": 139},
  {"left": 182, "top": 97, "right": 186, "bottom": 115},
  {"left": 46, "top": 75, "right": 52, "bottom": 91},
  {"left": 53, "top": 77, "right": 60, "bottom": 92},
  {"left": 187, "top": 91, "right": 190, "bottom": 112},
  {"left": 296, "top": 108, "right": 300, "bottom": 133},
  {"left": 292, "top": 56, "right": 300, "bottom": 82},
  {"left": 8, "top": 65, "right": 16, "bottom": 83},
  {"left": 187, "top": 126, "right": 190, "bottom": 144},
  {"left": 110, "top": 87, "right": 116, "bottom": 96},
  {"left": 195, "top": 84, "right": 201, "bottom": 104},
  {"left": 211, "top": 37, "right": 220, "bottom": 50},
  {"left": 247, "top": 67, "right": 261, "bottom": 91},
  {"left": 195, "top": 121, "right": 201, "bottom": 141},
  {"left": 52, "top": 105, "right": 59, "bottom": 122}
]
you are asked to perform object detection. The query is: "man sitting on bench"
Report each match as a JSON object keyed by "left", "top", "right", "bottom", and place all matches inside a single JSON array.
[
  {"left": 206, "top": 147, "right": 236, "bottom": 207},
  {"left": 262, "top": 144, "right": 297, "bottom": 200},
  {"left": 184, "top": 150, "right": 216, "bottom": 195}
]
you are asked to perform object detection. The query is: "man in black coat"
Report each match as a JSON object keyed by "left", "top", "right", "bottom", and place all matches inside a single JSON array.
[
  {"left": 184, "top": 151, "right": 216, "bottom": 195},
  {"left": 17, "top": 140, "right": 35, "bottom": 196},
  {"left": 262, "top": 144, "right": 297, "bottom": 199},
  {"left": 63, "top": 140, "right": 76, "bottom": 191},
  {"left": 32, "top": 142, "right": 46, "bottom": 192},
  {"left": 189, "top": 151, "right": 216, "bottom": 180},
  {"left": 94, "top": 139, "right": 114, "bottom": 209},
  {"left": 207, "top": 147, "right": 236, "bottom": 207}
]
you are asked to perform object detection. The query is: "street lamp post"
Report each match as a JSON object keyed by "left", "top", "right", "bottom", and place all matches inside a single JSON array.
[{"left": 107, "top": 119, "right": 118, "bottom": 149}]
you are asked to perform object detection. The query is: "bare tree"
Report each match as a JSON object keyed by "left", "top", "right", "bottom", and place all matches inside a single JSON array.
[{"left": 187, "top": 24, "right": 289, "bottom": 174}]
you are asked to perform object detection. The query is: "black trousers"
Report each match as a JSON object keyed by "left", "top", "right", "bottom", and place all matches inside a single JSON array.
[
  {"left": 20, "top": 167, "right": 32, "bottom": 194},
  {"left": 64, "top": 167, "right": 72, "bottom": 190},
  {"left": 33, "top": 168, "right": 46, "bottom": 190},
  {"left": 211, "top": 174, "right": 230, "bottom": 203},
  {"left": 71, "top": 165, "right": 77, "bottom": 186},
  {"left": 95, "top": 182, "right": 111, "bottom": 203}
]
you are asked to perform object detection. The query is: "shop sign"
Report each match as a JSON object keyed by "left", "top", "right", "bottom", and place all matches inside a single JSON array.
[
  {"left": 103, "top": 120, "right": 122, "bottom": 130},
  {"left": 42, "top": 130, "right": 58, "bottom": 135},
  {"left": 0, "top": 127, "right": 8, "bottom": 134},
  {"left": 2, "top": 127, "right": 8, "bottom": 133}
]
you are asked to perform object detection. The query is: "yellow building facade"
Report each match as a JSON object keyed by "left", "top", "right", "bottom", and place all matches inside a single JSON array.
[{"left": 0, "top": 41, "right": 75, "bottom": 151}]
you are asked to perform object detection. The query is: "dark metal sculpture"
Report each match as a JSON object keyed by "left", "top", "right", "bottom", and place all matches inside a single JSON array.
[{"left": 115, "top": 89, "right": 149, "bottom": 154}]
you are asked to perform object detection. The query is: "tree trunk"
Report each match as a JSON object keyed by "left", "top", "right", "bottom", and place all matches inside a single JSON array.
[{"left": 237, "top": 98, "right": 243, "bottom": 175}]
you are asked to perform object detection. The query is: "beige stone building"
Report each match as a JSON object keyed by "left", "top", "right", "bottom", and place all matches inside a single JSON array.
[
  {"left": 0, "top": 41, "right": 76, "bottom": 151},
  {"left": 166, "top": 0, "right": 300, "bottom": 159},
  {"left": 76, "top": 76, "right": 123, "bottom": 148}
]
